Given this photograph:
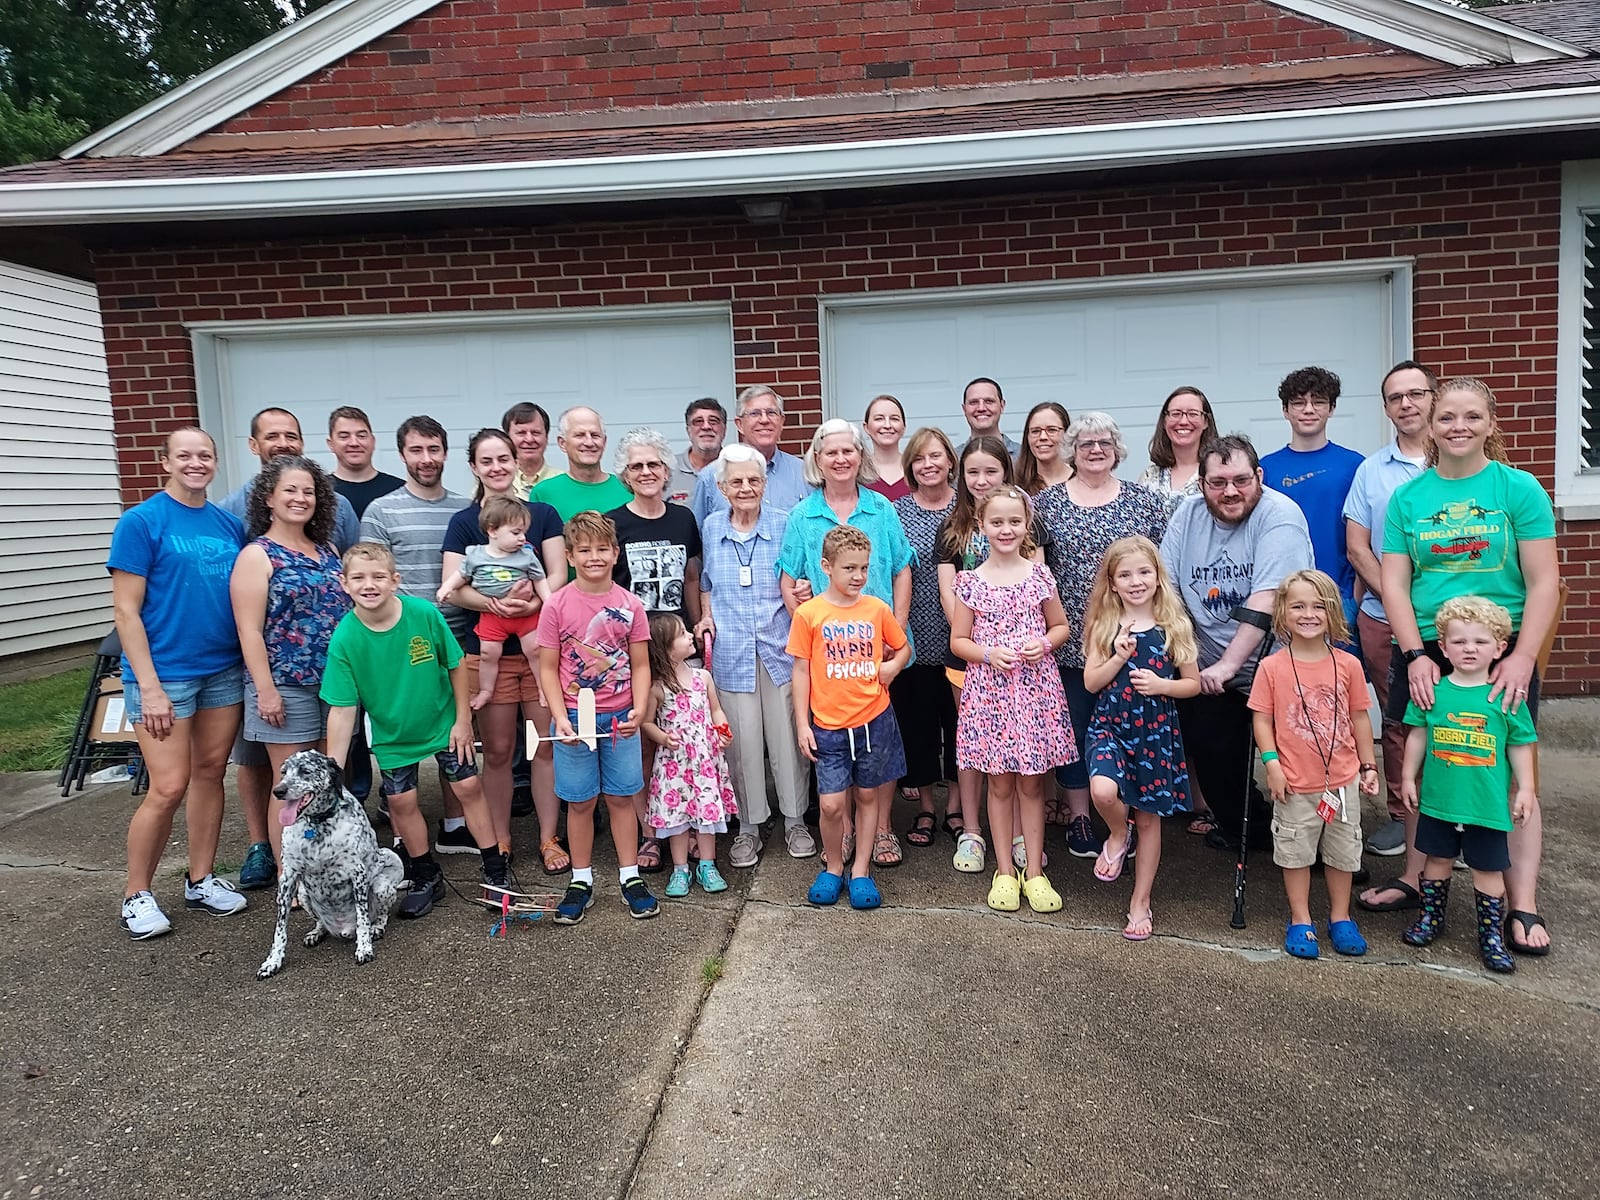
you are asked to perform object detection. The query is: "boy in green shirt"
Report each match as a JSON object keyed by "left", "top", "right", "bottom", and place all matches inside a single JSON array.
[
  {"left": 321, "top": 543, "right": 508, "bottom": 917},
  {"left": 1399, "top": 595, "right": 1536, "bottom": 973}
]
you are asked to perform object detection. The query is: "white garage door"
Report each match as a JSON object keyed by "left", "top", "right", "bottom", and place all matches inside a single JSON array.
[
  {"left": 202, "top": 306, "right": 735, "bottom": 495},
  {"left": 823, "top": 268, "right": 1404, "bottom": 474}
]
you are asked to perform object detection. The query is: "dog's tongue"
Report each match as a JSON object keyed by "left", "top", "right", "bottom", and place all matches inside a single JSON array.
[{"left": 279, "top": 797, "right": 306, "bottom": 827}]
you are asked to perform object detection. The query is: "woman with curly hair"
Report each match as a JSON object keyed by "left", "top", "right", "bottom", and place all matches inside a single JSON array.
[{"left": 230, "top": 453, "right": 351, "bottom": 867}]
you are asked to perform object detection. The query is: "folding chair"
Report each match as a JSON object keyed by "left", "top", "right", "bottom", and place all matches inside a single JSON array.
[{"left": 57, "top": 629, "right": 147, "bottom": 798}]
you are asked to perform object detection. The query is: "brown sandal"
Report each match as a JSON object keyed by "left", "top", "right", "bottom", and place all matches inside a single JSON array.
[{"left": 539, "top": 836, "right": 570, "bottom": 875}]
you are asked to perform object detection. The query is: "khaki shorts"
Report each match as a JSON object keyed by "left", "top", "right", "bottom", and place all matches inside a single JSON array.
[
  {"left": 466, "top": 651, "right": 543, "bottom": 707},
  {"left": 1270, "top": 789, "right": 1363, "bottom": 873}
]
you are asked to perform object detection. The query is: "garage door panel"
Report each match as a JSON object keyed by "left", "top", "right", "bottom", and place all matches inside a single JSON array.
[
  {"left": 210, "top": 311, "right": 733, "bottom": 495},
  {"left": 1112, "top": 300, "right": 1219, "bottom": 378}
]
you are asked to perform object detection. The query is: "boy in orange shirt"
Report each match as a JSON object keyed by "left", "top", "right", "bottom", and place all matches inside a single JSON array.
[{"left": 787, "top": 525, "right": 911, "bottom": 910}]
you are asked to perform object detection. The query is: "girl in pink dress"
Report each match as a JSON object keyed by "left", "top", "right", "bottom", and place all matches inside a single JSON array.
[
  {"left": 642, "top": 613, "right": 738, "bottom": 898},
  {"left": 949, "top": 486, "right": 1075, "bottom": 916}
]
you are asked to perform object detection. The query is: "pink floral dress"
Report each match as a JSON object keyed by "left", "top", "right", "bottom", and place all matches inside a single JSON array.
[
  {"left": 647, "top": 668, "right": 738, "bottom": 833},
  {"left": 953, "top": 563, "right": 1075, "bottom": 776}
]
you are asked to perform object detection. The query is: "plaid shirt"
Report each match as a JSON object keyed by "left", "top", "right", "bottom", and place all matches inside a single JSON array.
[{"left": 699, "top": 507, "right": 794, "bottom": 692}]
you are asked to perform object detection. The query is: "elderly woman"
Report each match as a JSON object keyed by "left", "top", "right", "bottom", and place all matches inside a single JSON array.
[
  {"left": 229, "top": 454, "right": 350, "bottom": 882},
  {"left": 1359, "top": 378, "right": 1559, "bottom": 956},
  {"left": 778, "top": 418, "right": 916, "bottom": 867},
  {"left": 1034, "top": 412, "right": 1170, "bottom": 856},
  {"left": 1138, "top": 386, "right": 1218, "bottom": 513},
  {"left": 110, "top": 427, "right": 249, "bottom": 938},
  {"left": 892, "top": 427, "right": 960, "bottom": 847},
  {"left": 695, "top": 445, "right": 815, "bottom": 867},
  {"left": 863, "top": 394, "right": 910, "bottom": 501},
  {"left": 1016, "top": 402, "right": 1073, "bottom": 495}
]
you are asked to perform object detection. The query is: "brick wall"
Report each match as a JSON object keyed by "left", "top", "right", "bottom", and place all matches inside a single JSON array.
[
  {"left": 215, "top": 0, "right": 1396, "bottom": 134},
  {"left": 94, "top": 162, "right": 1598, "bottom": 691}
]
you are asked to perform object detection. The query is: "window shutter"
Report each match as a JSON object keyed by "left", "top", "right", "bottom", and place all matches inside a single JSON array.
[{"left": 1584, "top": 210, "right": 1599, "bottom": 471}]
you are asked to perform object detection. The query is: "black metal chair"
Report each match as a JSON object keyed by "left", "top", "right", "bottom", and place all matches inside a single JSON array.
[{"left": 57, "top": 629, "right": 147, "bottom": 798}]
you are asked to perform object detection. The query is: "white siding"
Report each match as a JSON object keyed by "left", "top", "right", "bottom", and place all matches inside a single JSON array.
[{"left": 0, "top": 261, "right": 117, "bottom": 657}]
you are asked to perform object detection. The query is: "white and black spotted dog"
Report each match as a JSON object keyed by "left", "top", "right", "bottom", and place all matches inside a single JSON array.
[{"left": 257, "top": 750, "right": 405, "bottom": 979}]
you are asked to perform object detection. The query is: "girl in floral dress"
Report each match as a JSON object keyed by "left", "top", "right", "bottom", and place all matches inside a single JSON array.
[
  {"left": 948, "top": 486, "right": 1074, "bottom": 915},
  {"left": 642, "top": 613, "right": 738, "bottom": 897}
]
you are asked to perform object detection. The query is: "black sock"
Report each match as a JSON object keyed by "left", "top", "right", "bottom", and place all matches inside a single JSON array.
[
  {"left": 409, "top": 851, "right": 438, "bottom": 882},
  {"left": 480, "top": 846, "right": 507, "bottom": 876}
]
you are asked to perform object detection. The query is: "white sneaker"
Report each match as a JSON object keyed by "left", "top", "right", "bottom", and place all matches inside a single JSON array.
[
  {"left": 784, "top": 823, "right": 818, "bottom": 859},
  {"left": 120, "top": 890, "right": 172, "bottom": 940},
  {"left": 729, "top": 830, "right": 763, "bottom": 868},
  {"left": 184, "top": 873, "right": 248, "bottom": 916}
]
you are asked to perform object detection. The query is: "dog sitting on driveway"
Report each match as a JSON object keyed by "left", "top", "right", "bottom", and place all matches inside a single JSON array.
[{"left": 257, "top": 750, "right": 404, "bottom": 979}]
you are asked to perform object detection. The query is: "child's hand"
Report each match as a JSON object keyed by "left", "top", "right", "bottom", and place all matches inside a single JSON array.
[
  {"left": 796, "top": 724, "right": 818, "bottom": 762},
  {"left": 879, "top": 660, "right": 902, "bottom": 688},
  {"left": 553, "top": 715, "right": 579, "bottom": 743},
  {"left": 615, "top": 708, "right": 640, "bottom": 738},
  {"left": 1511, "top": 787, "right": 1536, "bottom": 825},
  {"left": 987, "top": 645, "right": 1020, "bottom": 672},
  {"left": 448, "top": 721, "right": 476, "bottom": 764},
  {"left": 1358, "top": 767, "right": 1380, "bottom": 797},
  {"left": 1264, "top": 760, "right": 1288, "bottom": 803},
  {"left": 1114, "top": 621, "right": 1137, "bottom": 660},
  {"left": 1128, "top": 668, "right": 1165, "bottom": 697},
  {"left": 435, "top": 583, "right": 453, "bottom": 605},
  {"left": 1399, "top": 776, "right": 1418, "bottom": 812},
  {"left": 713, "top": 720, "right": 733, "bottom": 750},
  {"left": 1018, "top": 637, "right": 1047, "bottom": 664}
]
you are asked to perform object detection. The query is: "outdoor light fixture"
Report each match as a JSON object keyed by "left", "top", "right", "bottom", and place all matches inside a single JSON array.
[{"left": 739, "top": 196, "right": 789, "bottom": 225}]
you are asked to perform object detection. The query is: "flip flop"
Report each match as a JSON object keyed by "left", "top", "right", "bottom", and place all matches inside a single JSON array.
[
  {"left": 636, "top": 837, "right": 663, "bottom": 873},
  {"left": 899, "top": 786, "right": 921, "bottom": 802},
  {"left": 1505, "top": 910, "right": 1552, "bottom": 957},
  {"left": 1093, "top": 837, "right": 1131, "bottom": 883},
  {"left": 906, "top": 812, "right": 937, "bottom": 847},
  {"left": 1186, "top": 812, "right": 1219, "bottom": 836},
  {"left": 1123, "top": 910, "right": 1153, "bottom": 941},
  {"left": 1356, "top": 877, "right": 1420, "bottom": 913}
]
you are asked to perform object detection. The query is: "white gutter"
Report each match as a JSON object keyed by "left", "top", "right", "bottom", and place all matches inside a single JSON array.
[
  {"left": 1274, "top": 0, "right": 1585, "bottom": 66},
  {"left": 8, "top": 84, "right": 1600, "bottom": 226}
]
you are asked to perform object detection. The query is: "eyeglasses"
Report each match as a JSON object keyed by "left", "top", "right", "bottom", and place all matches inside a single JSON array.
[
  {"left": 1202, "top": 475, "right": 1257, "bottom": 493},
  {"left": 1286, "top": 397, "right": 1332, "bottom": 411},
  {"left": 1029, "top": 425, "right": 1066, "bottom": 438},
  {"left": 1383, "top": 388, "right": 1435, "bottom": 405},
  {"left": 625, "top": 460, "right": 666, "bottom": 473},
  {"left": 1166, "top": 410, "right": 1206, "bottom": 422},
  {"left": 1076, "top": 439, "right": 1115, "bottom": 452},
  {"left": 739, "top": 408, "right": 782, "bottom": 421}
]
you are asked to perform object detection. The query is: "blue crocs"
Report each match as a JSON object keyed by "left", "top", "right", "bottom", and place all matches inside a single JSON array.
[
  {"left": 848, "top": 875, "right": 882, "bottom": 910},
  {"left": 1328, "top": 919, "right": 1368, "bottom": 957},
  {"left": 807, "top": 870, "right": 844, "bottom": 906},
  {"left": 1284, "top": 923, "right": 1319, "bottom": 959}
]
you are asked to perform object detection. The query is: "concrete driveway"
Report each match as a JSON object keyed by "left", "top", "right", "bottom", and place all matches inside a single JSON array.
[{"left": 2, "top": 752, "right": 1595, "bottom": 1199}]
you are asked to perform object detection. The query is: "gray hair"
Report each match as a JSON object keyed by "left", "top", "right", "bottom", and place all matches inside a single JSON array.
[
  {"left": 801, "top": 417, "right": 879, "bottom": 487},
  {"left": 557, "top": 405, "right": 604, "bottom": 439},
  {"left": 714, "top": 442, "right": 766, "bottom": 485},
  {"left": 612, "top": 426, "right": 675, "bottom": 484},
  {"left": 1063, "top": 410, "right": 1128, "bottom": 470},
  {"left": 735, "top": 385, "right": 783, "bottom": 417}
]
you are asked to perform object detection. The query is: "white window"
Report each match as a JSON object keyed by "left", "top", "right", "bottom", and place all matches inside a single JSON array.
[{"left": 1557, "top": 159, "right": 1600, "bottom": 519}]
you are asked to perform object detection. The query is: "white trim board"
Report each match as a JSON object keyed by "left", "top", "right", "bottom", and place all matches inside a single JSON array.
[
  {"left": 1555, "top": 158, "right": 1600, "bottom": 519},
  {"left": 9, "top": 85, "right": 1600, "bottom": 226},
  {"left": 60, "top": 0, "right": 1585, "bottom": 160}
]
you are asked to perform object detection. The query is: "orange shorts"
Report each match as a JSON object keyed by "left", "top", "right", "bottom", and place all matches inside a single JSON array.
[{"left": 466, "top": 651, "right": 546, "bottom": 708}]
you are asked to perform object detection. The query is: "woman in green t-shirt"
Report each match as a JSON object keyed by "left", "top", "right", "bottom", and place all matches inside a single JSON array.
[{"left": 1364, "top": 378, "right": 1559, "bottom": 955}]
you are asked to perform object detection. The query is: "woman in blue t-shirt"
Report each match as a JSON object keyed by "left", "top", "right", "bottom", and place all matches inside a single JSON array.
[{"left": 108, "top": 427, "right": 249, "bottom": 940}]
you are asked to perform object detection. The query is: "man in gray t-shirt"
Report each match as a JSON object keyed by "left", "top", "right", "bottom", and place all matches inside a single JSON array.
[{"left": 1159, "top": 435, "right": 1312, "bottom": 852}]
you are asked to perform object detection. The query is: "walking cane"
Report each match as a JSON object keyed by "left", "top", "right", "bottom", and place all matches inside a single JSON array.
[{"left": 1229, "top": 605, "right": 1276, "bottom": 931}]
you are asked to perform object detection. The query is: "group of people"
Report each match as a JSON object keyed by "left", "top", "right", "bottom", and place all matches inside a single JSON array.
[{"left": 108, "top": 365, "right": 1559, "bottom": 969}]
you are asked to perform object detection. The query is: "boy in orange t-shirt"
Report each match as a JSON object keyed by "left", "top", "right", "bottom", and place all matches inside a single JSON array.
[{"left": 787, "top": 526, "right": 911, "bottom": 911}]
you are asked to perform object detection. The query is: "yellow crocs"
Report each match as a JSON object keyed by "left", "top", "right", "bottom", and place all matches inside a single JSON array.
[
  {"left": 987, "top": 870, "right": 1021, "bottom": 912},
  {"left": 1022, "top": 873, "right": 1063, "bottom": 914}
]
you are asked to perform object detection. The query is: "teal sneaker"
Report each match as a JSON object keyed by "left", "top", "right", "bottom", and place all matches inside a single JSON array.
[
  {"left": 237, "top": 841, "right": 276, "bottom": 890},
  {"left": 665, "top": 866, "right": 692, "bottom": 898},
  {"left": 696, "top": 860, "right": 729, "bottom": 893}
]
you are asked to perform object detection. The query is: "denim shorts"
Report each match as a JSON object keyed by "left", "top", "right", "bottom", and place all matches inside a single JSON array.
[
  {"left": 242, "top": 680, "right": 328, "bottom": 744},
  {"left": 1413, "top": 811, "right": 1511, "bottom": 872},
  {"left": 124, "top": 664, "right": 243, "bottom": 723},
  {"left": 551, "top": 709, "right": 644, "bottom": 802},
  {"left": 380, "top": 749, "right": 478, "bottom": 798},
  {"left": 813, "top": 706, "right": 907, "bottom": 795}
]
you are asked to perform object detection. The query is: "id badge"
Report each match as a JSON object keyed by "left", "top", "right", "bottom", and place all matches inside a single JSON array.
[
  {"left": 738, "top": 565, "right": 753, "bottom": 587},
  {"left": 1315, "top": 787, "right": 1344, "bottom": 825}
]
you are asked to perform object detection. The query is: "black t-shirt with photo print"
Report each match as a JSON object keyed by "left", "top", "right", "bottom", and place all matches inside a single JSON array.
[{"left": 607, "top": 502, "right": 702, "bottom": 625}]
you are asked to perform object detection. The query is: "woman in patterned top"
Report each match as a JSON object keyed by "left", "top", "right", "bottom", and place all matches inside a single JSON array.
[{"left": 1138, "top": 386, "right": 1218, "bottom": 514}]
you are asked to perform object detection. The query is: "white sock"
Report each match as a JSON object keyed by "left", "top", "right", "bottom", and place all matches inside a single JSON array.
[
  {"left": 571, "top": 867, "right": 594, "bottom": 886},
  {"left": 442, "top": 817, "right": 466, "bottom": 833},
  {"left": 619, "top": 864, "right": 641, "bottom": 883}
]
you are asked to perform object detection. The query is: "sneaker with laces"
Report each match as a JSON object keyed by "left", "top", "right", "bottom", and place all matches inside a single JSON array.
[
  {"left": 729, "top": 830, "right": 763, "bottom": 868},
  {"left": 398, "top": 871, "right": 444, "bottom": 919},
  {"left": 120, "top": 890, "right": 172, "bottom": 940},
  {"left": 621, "top": 877, "right": 660, "bottom": 919},
  {"left": 784, "top": 823, "right": 818, "bottom": 859},
  {"left": 1365, "top": 817, "right": 1408, "bottom": 857},
  {"left": 237, "top": 841, "right": 276, "bottom": 890},
  {"left": 554, "top": 880, "right": 594, "bottom": 925},
  {"left": 434, "top": 820, "right": 477, "bottom": 855},
  {"left": 696, "top": 860, "right": 729, "bottom": 893},
  {"left": 184, "top": 873, "right": 248, "bottom": 916},
  {"left": 480, "top": 856, "right": 510, "bottom": 906},
  {"left": 1065, "top": 815, "right": 1102, "bottom": 859}
]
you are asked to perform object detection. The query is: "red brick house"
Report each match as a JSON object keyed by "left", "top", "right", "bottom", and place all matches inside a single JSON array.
[{"left": 0, "top": 0, "right": 1596, "bottom": 690}]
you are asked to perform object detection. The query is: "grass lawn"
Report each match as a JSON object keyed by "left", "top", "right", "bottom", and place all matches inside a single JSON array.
[{"left": 0, "top": 667, "right": 90, "bottom": 772}]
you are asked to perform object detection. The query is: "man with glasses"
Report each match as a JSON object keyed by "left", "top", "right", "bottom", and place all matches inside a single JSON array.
[
  {"left": 690, "top": 385, "right": 814, "bottom": 521},
  {"left": 960, "top": 376, "right": 1021, "bottom": 458},
  {"left": 670, "top": 398, "right": 728, "bottom": 505},
  {"left": 1160, "top": 434, "right": 1312, "bottom": 852},
  {"left": 1260, "top": 367, "right": 1365, "bottom": 632},
  {"left": 1344, "top": 361, "right": 1434, "bottom": 868}
]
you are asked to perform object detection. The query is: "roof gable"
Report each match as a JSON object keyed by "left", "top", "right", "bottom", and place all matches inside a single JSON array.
[{"left": 65, "top": 0, "right": 1585, "bottom": 159}]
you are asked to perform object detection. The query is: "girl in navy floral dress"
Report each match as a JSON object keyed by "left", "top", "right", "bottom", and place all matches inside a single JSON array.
[{"left": 1081, "top": 536, "right": 1200, "bottom": 941}]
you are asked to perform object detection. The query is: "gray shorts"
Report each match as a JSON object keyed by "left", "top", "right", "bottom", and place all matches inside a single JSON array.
[{"left": 241, "top": 679, "right": 329, "bottom": 745}]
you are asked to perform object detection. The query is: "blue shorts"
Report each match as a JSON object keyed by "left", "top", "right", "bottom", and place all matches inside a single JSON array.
[
  {"left": 813, "top": 706, "right": 907, "bottom": 795},
  {"left": 124, "top": 664, "right": 243, "bottom": 724},
  {"left": 552, "top": 709, "right": 644, "bottom": 802},
  {"left": 1413, "top": 812, "right": 1511, "bottom": 872},
  {"left": 380, "top": 749, "right": 478, "bottom": 798}
]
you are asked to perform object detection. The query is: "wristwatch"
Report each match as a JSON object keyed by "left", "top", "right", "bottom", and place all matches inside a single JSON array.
[{"left": 1402, "top": 648, "right": 1429, "bottom": 664}]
